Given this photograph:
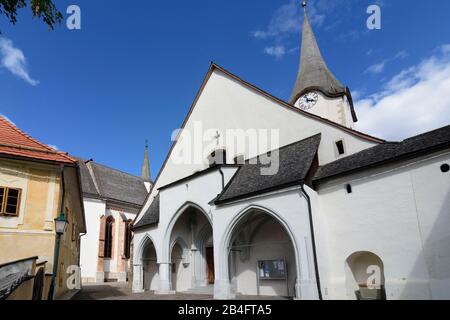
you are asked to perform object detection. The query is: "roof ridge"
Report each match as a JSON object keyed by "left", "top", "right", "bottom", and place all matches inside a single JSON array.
[
  {"left": 0, "top": 116, "right": 76, "bottom": 163},
  {"left": 403, "top": 124, "right": 450, "bottom": 141},
  {"left": 210, "top": 63, "right": 385, "bottom": 143},
  {"left": 91, "top": 160, "right": 145, "bottom": 181},
  {"left": 0, "top": 116, "right": 55, "bottom": 152},
  {"left": 245, "top": 133, "right": 322, "bottom": 164}
]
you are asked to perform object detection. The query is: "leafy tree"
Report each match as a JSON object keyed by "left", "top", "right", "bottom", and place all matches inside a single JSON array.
[{"left": 0, "top": 0, "right": 62, "bottom": 32}]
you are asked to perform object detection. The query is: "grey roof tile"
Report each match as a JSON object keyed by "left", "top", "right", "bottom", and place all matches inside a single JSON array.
[
  {"left": 76, "top": 158, "right": 148, "bottom": 207},
  {"left": 92, "top": 162, "right": 148, "bottom": 206},
  {"left": 76, "top": 158, "right": 99, "bottom": 197},
  {"left": 215, "top": 134, "right": 321, "bottom": 204},
  {"left": 133, "top": 193, "right": 160, "bottom": 229},
  {"left": 314, "top": 125, "right": 450, "bottom": 182}
]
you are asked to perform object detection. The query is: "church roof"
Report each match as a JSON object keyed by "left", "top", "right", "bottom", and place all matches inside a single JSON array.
[
  {"left": 141, "top": 142, "right": 151, "bottom": 182},
  {"left": 215, "top": 134, "right": 321, "bottom": 204},
  {"left": 289, "top": 8, "right": 358, "bottom": 122},
  {"left": 132, "top": 193, "right": 160, "bottom": 230},
  {"left": 76, "top": 158, "right": 148, "bottom": 208},
  {"left": 143, "top": 63, "right": 383, "bottom": 200},
  {"left": 290, "top": 11, "right": 347, "bottom": 104},
  {"left": 0, "top": 116, "right": 76, "bottom": 164},
  {"left": 314, "top": 125, "right": 450, "bottom": 183}
]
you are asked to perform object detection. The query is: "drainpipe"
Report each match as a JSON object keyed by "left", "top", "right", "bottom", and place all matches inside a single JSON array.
[
  {"left": 218, "top": 167, "right": 225, "bottom": 190},
  {"left": 300, "top": 184, "right": 323, "bottom": 300}
]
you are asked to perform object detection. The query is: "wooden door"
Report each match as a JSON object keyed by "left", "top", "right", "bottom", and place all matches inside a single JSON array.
[{"left": 206, "top": 247, "right": 215, "bottom": 284}]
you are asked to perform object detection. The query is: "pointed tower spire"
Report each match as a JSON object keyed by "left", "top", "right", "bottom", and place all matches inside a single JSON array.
[
  {"left": 141, "top": 140, "right": 151, "bottom": 182},
  {"left": 290, "top": 1, "right": 347, "bottom": 105}
]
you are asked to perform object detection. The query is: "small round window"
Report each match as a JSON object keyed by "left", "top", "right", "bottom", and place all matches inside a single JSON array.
[{"left": 441, "top": 164, "right": 450, "bottom": 173}]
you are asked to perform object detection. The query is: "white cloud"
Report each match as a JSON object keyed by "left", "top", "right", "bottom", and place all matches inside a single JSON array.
[
  {"left": 366, "top": 61, "right": 386, "bottom": 74},
  {"left": 264, "top": 46, "right": 286, "bottom": 59},
  {"left": 356, "top": 46, "right": 450, "bottom": 141},
  {"left": 252, "top": 1, "right": 301, "bottom": 40},
  {"left": 0, "top": 37, "right": 39, "bottom": 86},
  {"left": 253, "top": 0, "right": 325, "bottom": 59},
  {"left": 441, "top": 44, "right": 450, "bottom": 55},
  {"left": 365, "top": 50, "right": 408, "bottom": 75},
  {"left": 394, "top": 50, "right": 408, "bottom": 59},
  {"left": 48, "top": 144, "right": 59, "bottom": 150}
]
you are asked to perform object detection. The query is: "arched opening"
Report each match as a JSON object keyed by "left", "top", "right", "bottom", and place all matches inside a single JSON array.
[
  {"left": 227, "top": 208, "right": 297, "bottom": 298},
  {"left": 166, "top": 203, "right": 213, "bottom": 293},
  {"left": 142, "top": 238, "right": 158, "bottom": 291},
  {"left": 345, "top": 251, "right": 386, "bottom": 300},
  {"left": 170, "top": 241, "right": 190, "bottom": 292}
]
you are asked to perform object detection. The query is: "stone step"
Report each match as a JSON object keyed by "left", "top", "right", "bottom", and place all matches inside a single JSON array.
[{"left": 182, "top": 285, "right": 214, "bottom": 295}]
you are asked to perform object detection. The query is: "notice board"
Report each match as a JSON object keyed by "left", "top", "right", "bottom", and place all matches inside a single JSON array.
[{"left": 257, "top": 260, "right": 287, "bottom": 280}]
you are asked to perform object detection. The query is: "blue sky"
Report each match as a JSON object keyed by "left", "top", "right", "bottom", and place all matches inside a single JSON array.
[{"left": 1, "top": 0, "right": 450, "bottom": 178}]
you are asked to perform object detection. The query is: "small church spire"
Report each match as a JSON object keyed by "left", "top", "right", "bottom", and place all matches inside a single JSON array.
[
  {"left": 141, "top": 140, "right": 151, "bottom": 182},
  {"left": 290, "top": 0, "right": 347, "bottom": 105}
]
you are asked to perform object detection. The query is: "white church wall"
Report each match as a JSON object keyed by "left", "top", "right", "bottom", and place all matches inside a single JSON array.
[
  {"left": 307, "top": 184, "right": 333, "bottom": 299},
  {"left": 80, "top": 198, "right": 106, "bottom": 282},
  {"left": 136, "top": 68, "right": 378, "bottom": 225},
  {"left": 316, "top": 151, "right": 450, "bottom": 300},
  {"left": 81, "top": 198, "right": 138, "bottom": 283},
  {"left": 409, "top": 153, "right": 450, "bottom": 299}
]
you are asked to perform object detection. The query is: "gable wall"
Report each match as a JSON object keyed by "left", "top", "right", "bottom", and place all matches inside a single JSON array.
[{"left": 137, "top": 69, "right": 378, "bottom": 223}]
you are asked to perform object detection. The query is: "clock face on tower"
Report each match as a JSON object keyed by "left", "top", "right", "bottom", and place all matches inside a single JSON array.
[{"left": 298, "top": 91, "right": 319, "bottom": 110}]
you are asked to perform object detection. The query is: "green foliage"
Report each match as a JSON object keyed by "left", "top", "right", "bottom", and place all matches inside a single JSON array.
[{"left": 0, "top": 0, "right": 62, "bottom": 31}]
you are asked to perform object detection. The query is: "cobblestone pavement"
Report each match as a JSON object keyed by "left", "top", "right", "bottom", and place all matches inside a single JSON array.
[{"left": 71, "top": 283, "right": 289, "bottom": 300}]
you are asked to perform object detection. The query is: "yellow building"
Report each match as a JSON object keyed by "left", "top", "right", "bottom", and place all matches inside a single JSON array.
[{"left": 0, "top": 116, "right": 86, "bottom": 299}]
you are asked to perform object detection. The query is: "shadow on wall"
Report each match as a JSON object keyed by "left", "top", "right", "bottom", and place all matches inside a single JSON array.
[{"left": 400, "top": 187, "right": 450, "bottom": 299}]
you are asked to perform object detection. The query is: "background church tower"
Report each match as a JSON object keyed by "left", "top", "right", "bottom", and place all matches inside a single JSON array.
[
  {"left": 141, "top": 141, "right": 152, "bottom": 192},
  {"left": 291, "top": 1, "right": 358, "bottom": 129}
]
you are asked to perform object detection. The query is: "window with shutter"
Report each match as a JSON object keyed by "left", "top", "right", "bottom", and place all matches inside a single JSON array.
[
  {"left": 0, "top": 186, "right": 22, "bottom": 216},
  {"left": 98, "top": 216, "right": 106, "bottom": 258}
]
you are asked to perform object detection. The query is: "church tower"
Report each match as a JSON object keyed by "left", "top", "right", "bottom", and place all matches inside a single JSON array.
[
  {"left": 141, "top": 141, "right": 152, "bottom": 192},
  {"left": 290, "top": 1, "right": 358, "bottom": 128}
]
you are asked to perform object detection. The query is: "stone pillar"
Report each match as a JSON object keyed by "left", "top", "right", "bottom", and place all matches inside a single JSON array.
[
  {"left": 132, "top": 264, "right": 144, "bottom": 293},
  {"left": 157, "top": 263, "right": 175, "bottom": 295},
  {"left": 213, "top": 249, "right": 235, "bottom": 300},
  {"left": 214, "top": 279, "right": 234, "bottom": 300},
  {"left": 295, "top": 279, "right": 319, "bottom": 300},
  {"left": 190, "top": 247, "right": 199, "bottom": 288}
]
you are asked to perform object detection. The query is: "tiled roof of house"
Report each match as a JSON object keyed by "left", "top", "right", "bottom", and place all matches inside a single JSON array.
[{"left": 0, "top": 116, "right": 76, "bottom": 164}]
